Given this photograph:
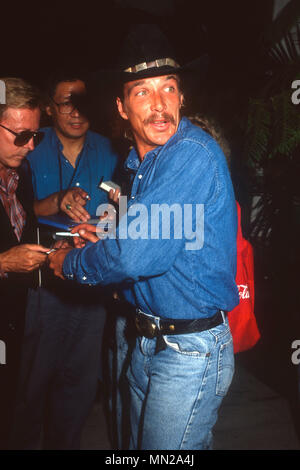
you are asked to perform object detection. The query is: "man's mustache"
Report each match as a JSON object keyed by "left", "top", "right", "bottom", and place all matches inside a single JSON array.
[{"left": 143, "top": 113, "right": 176, "bottom": 126}]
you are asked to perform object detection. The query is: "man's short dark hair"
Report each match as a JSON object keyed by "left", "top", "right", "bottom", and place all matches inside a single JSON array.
[{"left": 45, "top": 70, "right": 87, "bottom": 100}]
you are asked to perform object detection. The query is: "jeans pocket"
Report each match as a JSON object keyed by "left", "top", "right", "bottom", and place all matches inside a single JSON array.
[
  {"left": 163, "top": 332, "right": 212, "bottom": 357},
  {"left": 216, "top": 337, "right": 234, "bottom": 397}
]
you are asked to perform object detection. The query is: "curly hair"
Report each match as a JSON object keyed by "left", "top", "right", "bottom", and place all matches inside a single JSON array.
[{"left": 188, "top": 113, "right": 231, "bottom": 165}]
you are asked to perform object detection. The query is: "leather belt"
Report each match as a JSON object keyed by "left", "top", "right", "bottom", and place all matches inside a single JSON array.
[{"left": 135, "top": 309, "right": 225, "bottom": 339}]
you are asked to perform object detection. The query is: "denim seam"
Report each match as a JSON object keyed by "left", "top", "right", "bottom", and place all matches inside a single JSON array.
[
  {"left": 216, "top": 338, "right": 234, "bottom": 397},
  {"left": 161, "top": 136, "right": 221, "bottom": 208},
  {"left": 179, "top": 352, "right": 212, "bottom": 449},
  {"left": 185, "top": 253, "right": 196, "bottom": 292},
  {"left": 208, "top": 324, "right": 231, "bottom": 341}
]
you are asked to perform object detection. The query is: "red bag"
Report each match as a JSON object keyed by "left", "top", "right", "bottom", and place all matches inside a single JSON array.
[{"left": 228, "top": 203, "right": 260, "bottom": 353}]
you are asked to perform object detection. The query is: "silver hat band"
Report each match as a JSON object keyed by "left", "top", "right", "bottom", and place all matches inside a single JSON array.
[{"left": 124, "top": 58, "right": 180, "bottom": 73}]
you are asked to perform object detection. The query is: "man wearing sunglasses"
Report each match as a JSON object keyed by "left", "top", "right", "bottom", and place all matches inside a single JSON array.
[
  {"left": 10, "top": 73, "right": 119, "bottom": 450},
  {"left": 0, "top": 77, "right": 49, "bottom": 449}
]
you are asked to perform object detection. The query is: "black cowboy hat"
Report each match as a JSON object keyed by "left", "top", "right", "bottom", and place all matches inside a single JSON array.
[
  {"left": 75, "top": 25, "right": 209, "bottom": 124},
  {"left": 115, "top": 24, "right": 209, "bottom": 84}
]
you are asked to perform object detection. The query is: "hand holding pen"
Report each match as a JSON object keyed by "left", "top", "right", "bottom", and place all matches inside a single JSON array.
[
  {"left": 0, "top": 244, "right": 50, "bottom": 274},
  {"left": 46, "top": 238, "right": 71, "bottom": 254}
]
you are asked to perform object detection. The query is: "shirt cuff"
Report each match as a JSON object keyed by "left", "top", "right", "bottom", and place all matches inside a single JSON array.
[{"left": 62, "top": 245, "right": 103, "bottom": 285}]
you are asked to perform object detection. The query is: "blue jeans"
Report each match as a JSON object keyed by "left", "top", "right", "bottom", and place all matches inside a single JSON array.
[
  {"left": 11, "top": 286, "right": 106, "bottom": 449},
  {"left": 107, "top": 309, "right": 136, "bottom": 449},
  {"left": 127, "top": 312, "right": 234, "bottom": 450}
]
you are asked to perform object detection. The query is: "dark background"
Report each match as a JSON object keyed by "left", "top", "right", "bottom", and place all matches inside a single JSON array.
[
  {"left": 1, "top": 0, "right": 276, "bottom": 142},
  {"left": 2, "top": 0, "right": 299, "bottom": 438},
  {"left": 2, "top": 0, "right": 273, "bottom": 87}
]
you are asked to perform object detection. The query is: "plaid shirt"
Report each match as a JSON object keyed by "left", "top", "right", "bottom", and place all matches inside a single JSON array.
[{"left": 0, "top": 168, "right": 26, "bottom": 242}]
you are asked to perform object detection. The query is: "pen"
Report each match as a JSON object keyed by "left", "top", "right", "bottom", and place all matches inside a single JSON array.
[
  {"left": 46, "top": 248, "right": 57, "bottom": 255},
  {"left": 55, "top": 232, "right": 80, "bottom": 237}
]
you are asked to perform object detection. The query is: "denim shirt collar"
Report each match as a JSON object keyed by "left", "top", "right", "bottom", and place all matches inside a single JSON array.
[
  {"left": 124, "top": 117, "right": 189, "bottom": 174},
  {"left": 125, "top": 146, "right": 161, "bottom": 173}
]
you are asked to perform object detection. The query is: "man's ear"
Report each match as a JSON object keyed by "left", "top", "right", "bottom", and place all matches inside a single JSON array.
[
  {"left": 46, "top": 105, "right": 52, "bottom": 117},
  {"left": 116, "top": 97, "right": 129, "bottom": 121},
  {"left": 180, "top": 93, "right": 185, "bottom": 108}
]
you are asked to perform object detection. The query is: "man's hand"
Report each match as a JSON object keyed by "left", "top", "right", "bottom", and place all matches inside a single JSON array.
[
  {"left": 34, "top": 187, "right": 91, "bottom": 221},
  {"left": 60, "top": 187, "right": 91, "bottom": 222},
  {"left": 108, "top": 187, "right": 121, "bottom": 204},
  {"left": 71, "top": 224, "right": 98, "bottom": 248},
  {"left": 0, "top": 244, "right": 49, "bottom": 273},
  {"left": 48, "top": 246, "right": 73, "bottom": 280},
  {"left": 71, "top": 201, "right": 118, "bottom": 247},
  {"left": 53, "top": 239, "right": 71, "bottom": 249}
]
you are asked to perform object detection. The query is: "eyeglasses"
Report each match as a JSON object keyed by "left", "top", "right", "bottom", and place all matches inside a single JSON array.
[
  {"left": 51, "top": 98, "right": 76, "bottom": 115},
  {"left": 0, "top": 124, "right": 44, "bottom": 147}
]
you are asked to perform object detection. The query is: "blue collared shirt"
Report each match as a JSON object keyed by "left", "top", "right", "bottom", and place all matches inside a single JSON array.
[
  {"left": 63, "top": 117, "right": 239, "bottom": 319},
  {"left": 27, "top": 127, "right": 118, "bottom": 216}
]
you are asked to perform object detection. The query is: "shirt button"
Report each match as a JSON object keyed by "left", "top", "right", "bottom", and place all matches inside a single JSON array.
[
  {"left": 131, "top": 196, "right": 135, "bottom": 199},
  {"left": 82, "top": 276, "right": 87, "bottom": 281},
  {"left": 75, "top": 182, "right": 80, "bottom": 186},
  {"left": 138, "top": 174, "right": 142, "bottom": 179}
]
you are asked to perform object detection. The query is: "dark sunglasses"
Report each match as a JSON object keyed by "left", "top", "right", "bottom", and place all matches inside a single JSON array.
[{"left": 0, "top": 123, "right": 44, "bottom": 147}]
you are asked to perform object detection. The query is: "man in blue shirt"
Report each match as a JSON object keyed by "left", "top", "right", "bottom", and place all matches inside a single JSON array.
[
  {"left": 49, "top": 26, "right": 239, "bottom": 450},
  {"left": 29, "top": 77, "right": 118, "bottom": 219},
  {"left": 11, "top": 74, "right": 119, "bottom": 449}
]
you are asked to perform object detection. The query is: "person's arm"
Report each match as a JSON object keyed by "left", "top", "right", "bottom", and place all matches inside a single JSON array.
[
  {"left": 0, "top": 244, "right": 49, "bottom": 274},
  {"left": 48, "top": 216, "right": 116, "bottom": 277},
  {"left": 50, "top": 139, "right": 221, "bottom": 285},
  {"left": 33, "top": 191, "right": 61, "bottom": 216},
  {"left": 33, "top": 187, "right": 91, "bottom": 222}
]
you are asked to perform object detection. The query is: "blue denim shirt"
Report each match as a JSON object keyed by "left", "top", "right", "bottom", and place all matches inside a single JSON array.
[
  {"left": 63, "top": 117, "right": 239, "bottom": 319},
  {"left": 27, "top": 127, "right": 118, "bottom": 216}
]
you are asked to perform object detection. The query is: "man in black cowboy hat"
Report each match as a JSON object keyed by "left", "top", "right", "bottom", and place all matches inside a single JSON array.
[{"left": 49, "top": 24, "right": 239, "bottom": 450}]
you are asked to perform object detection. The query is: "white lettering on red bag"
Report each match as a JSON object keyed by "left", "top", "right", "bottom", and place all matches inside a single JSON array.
[{"left": 237, "top": 284, "right": 250, "bottom": 299}]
